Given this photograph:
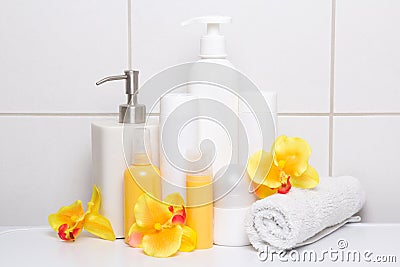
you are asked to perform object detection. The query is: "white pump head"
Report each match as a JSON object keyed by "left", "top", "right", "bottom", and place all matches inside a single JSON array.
[{"left": 182, "top": 16, "right": 232, "bottom": 58}]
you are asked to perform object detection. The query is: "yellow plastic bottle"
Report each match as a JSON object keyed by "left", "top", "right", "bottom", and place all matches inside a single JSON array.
[
  {"left": 186, "top": 169, "right": 213, "bottom": 249},
  {"left": 124, "top": 128, "right": 161, "bottom": 240}
]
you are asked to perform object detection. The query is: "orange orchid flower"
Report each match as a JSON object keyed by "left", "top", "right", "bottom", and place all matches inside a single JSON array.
[
  {"left": 48, "top": 185, "right": 115, "bottom": 241},
  {"left": 127, "top": 193, "right": 197, "bottom": 257},
  {"left": 247, "top": 135, "right": 319, "bottom": 198}
]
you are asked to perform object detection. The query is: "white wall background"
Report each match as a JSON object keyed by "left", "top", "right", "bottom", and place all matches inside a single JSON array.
[{"left": 0, "top": 0, "right": 399, "bottom": 225}]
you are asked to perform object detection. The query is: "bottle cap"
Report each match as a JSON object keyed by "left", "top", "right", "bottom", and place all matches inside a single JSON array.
[
  {"left": 182, "top": 16, "right": 232, "bottom": 58},
  {"left": 213, "top": 164, "right": 256, "bottom": 246}
]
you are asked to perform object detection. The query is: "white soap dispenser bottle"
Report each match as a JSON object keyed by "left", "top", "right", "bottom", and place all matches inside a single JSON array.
[
  {"left": 182, "top": 16, "right": 238, "bottom": 175},
  {"left": 92, "top": 70, "right": 158, "bottom": 238}
]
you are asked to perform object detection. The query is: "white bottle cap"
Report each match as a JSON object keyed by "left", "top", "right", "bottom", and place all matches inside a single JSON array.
[
  {"left": 182, "top": 16, "right": 232, "bottom": 59},
  {"left": 214, "top": 206, "right": 251, "bottom": 246}
]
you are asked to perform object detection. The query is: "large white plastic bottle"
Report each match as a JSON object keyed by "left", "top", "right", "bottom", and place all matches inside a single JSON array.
[
  {"left": 159, "top": 93, "right": 198, "bottom": 201},
  {"left": 182, "top": 16, "right": 238, "bottom": 175}
]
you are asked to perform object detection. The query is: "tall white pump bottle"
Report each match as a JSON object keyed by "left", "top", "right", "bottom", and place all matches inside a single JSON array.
[
  {"left": 92, "top": 71, "right": 159, "bottom": 238},
  {"left": 182, "top": 16, "right": 238, "bottom": 175}
]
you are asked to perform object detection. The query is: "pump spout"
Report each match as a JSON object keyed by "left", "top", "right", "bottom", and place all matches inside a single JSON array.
[
  {"left": 96, "top": 75, "right": 127, "bottom": 86},
  {"left": 95, "top": 70, "right": 145, "bottom": 124}
]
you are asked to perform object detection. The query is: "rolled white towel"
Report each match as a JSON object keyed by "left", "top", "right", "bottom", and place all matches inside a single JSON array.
[{"left": 245, "top": 176, "right": 366, "bottom": 250}]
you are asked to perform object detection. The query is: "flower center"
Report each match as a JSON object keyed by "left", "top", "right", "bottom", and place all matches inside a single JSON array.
[
  {"left": 154, "top": 223, "right": 162, "bottom": 231},
  {"left": 278, "top": 160, "right": 286, "bottom": 169},
  {"left": 279, "top": 170, "right": 289, "bottom": 184}
]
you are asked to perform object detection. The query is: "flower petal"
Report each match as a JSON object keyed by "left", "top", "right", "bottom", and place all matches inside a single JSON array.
[
  {"left": 273, "top": 136, "right": 311, "bottom": 176},
  {"left": 48, "top": 200, "right": 85, "bottom": 231},
  {"left": 163, "top": 193, "right": 185, "bottom": 206},
  {"left": 251, "top": 182, "right": 278, "bottom": 199},
  {"left": 84, "top": 213, "right": 116, "bottom": 241},
  {"left": 290, "top": 165, "right": 319, "bottom": 189},
  {"left": 57, "top": 223, "right": 83, "bottom": 241},
  {"left": 179, "top": 225, "right": 197, "bottom": 252},
  {"left": 87, "top": 185, "right": 101, "bottom": 214},
  {"left": 134, "top": 194, "right": 171, "bottom": 228},
  {"left": 127, "top": 223, "right": 153, "bottom": 248},
  {"left": 57, "top": 224, "right": 71, "bottom": 241},
  {"left": 247, "top": 150, "right": 281, "bottom": 188},
  {"left": 142, "top": 225, "right": 183, "bottom": 258}
]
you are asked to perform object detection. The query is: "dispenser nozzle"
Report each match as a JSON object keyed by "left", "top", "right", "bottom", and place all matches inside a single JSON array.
[
  {"left": 95, "top": 74, "right": 127, "bottom": 86},
  {"left": 95, "top": 70, "right": 145, "bottom": 124}
]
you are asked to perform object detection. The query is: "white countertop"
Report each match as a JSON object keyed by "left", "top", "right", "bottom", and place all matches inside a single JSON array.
[{"left": 1, "top": 224, "right": 399, "bottom": 267}]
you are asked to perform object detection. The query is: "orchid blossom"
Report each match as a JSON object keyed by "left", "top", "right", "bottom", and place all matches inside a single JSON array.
[
  {"left": 247, "top": 135, "right": 319, "bottom": 198},
  {"left": 48, "top": 185, "right": 115, "bottom": 241},
  {"left": 127, "top": 193, "right": 197, "bottom": 258}
]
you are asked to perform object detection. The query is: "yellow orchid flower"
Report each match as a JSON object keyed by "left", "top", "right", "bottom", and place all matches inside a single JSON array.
[
  {"left": 247, "top": 135, "right": 319, "bottom": 198},
  {"left": 48, "top": 185, "right": 115, "bottom": 241},
  {"left": 127, "top": 193, "right": 197, "bottom": 258}
]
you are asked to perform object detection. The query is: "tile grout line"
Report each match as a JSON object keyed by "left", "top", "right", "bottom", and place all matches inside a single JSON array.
[
  {"left": 127, "top": 0, "right": 132, "bottom": 69},
  {"left": 278, "top": 113, "right": 329, "bottom": 116},
  {"left": 2, "top": 112, "right": 400, "bottom": 117},
  {"left": 328, "top": 0, "right": 337, "bottom": 177},
  {"left": 0, "top": 113, "right": 119, "bottom": 117}
]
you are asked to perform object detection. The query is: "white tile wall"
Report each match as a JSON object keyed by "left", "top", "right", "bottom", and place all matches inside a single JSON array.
[
  {"left": 0, "top": 116, "right": 101, "bottom": 225},
  {"left": 134, "top": 0, "right": 332, "bottom": 113},
  {"left": 333, "top": 116, "right": 400, "bottom": 222},
  {"left": 278, "top": 116, "right": 330, "bottom": 177},
  {"left": 1, "top": 0, "right": 399, "bottom": 225},
  {"left": 0, "top": 0, "right": 128, "bottom": 113},
  {"left": 335, "top": 0, "right": 400, "bottom": 112}
]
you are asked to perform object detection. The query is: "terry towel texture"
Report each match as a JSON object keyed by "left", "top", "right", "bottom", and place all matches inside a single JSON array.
[{"left": 245, "top": 176, "right": 366, "bottom": 250}]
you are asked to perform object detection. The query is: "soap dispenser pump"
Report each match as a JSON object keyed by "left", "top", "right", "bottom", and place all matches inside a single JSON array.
[
  {"left": 96, "top": 70, "right": 146, "bottom": 124},
  {"left": 91, "top": 70, "right": 159, "bottom": 239}
]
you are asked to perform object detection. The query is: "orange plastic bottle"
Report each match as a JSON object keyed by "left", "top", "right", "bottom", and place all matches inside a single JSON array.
[
  {"left": 186, "top": 168, "right": 213, "bottom": 249},
  {"left": 124, "top": 128, "right": 161, "bottom": 240}
]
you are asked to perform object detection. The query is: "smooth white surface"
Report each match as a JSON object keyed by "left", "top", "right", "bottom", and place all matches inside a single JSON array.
[
  {"left": 335, "top": 0, "right": 400, "bottom": 112},
  {"left": 278, "top": 116, "right": 330, "bottom": 176},
  {"left": 333, "top": 116, "right": 400, "bottom": 222},
  {"left": 159, "top": 94, "right": 198, "bottom": 200},
  {"left": 188, "top": 57, "right": 238, "bottom": 175},
  {"left": 213, "top": 207, "right": 251, "bottom": 247},
  {"left": 0, "top": 0, "right": 127, "bottom": 113},
  {"left": 0, "top": 224, "right": 398, "bottom": 266},
  {"left": 238, "top": 91, "right": 277, "bottom": 160}
]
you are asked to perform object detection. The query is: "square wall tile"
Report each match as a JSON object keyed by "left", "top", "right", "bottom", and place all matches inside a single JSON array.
[
  {"left": 0, "top": 116, "right": 100, "bottom": 225},
  {"left": 335, "top": 0, "right": 400, "bottom": 112},
  {"left": 133, "top": 0, "right": 332, "bottom": 113},
  {"left": 278, "top": 116, "right": 329, "bottom": 176},
  {"left": 333, "top": 116, "right": 400, "bottom": 223},
  {"left": 0, "top": 0, "right": 127, "bottom": 113}
]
